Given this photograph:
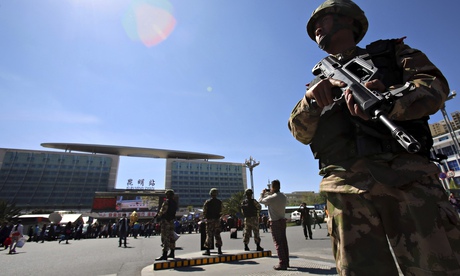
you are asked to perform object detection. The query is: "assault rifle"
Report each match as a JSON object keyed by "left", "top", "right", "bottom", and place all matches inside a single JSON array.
[{"left": 312, "top": 55, "right": 421, "bottom": 153}]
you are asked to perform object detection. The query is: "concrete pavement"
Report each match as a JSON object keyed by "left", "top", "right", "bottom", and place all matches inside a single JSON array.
[{"left": 1, "top": 224, "right": 337, "bottom": 275}]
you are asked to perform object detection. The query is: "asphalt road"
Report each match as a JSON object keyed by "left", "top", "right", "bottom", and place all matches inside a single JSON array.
[{"left": 0, "top": 224, "right": 334, "bottom": 276}]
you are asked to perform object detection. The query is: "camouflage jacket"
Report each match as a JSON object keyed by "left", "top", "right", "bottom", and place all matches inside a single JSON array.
[{"left": 287, "top": 40, "right": 450, "bottom": 193}]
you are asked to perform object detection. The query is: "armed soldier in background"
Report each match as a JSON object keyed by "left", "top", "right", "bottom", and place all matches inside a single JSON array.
[
  {"left": 241, "top": 189, "right": 264, "bottom": 251},
  {"left": 288, "top": 0, "right": 460, "bottom": 275},
  {"left": 155, "top": 189, "right": 177, "bottom": 261},
  {"left": 202, "top": 188, "right": 223, "bottom": 255}
]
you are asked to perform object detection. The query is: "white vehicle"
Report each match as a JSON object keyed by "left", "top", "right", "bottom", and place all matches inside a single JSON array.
[{"left": 291, "top": 211, "right": 301, "bottom": 225}]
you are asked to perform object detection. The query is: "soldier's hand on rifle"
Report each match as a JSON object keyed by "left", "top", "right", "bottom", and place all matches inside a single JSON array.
[
  {"left": 344, "top": 88, "right": 369, "bottom": 120},
  {"left": 306, "top": 78, "right": 346, "bottom": 108},
  {"left": 345, "top": 79, "right": 386, "bottom": 120},
  {"left": 364, "top": 79, "right": 385, "bottom": 93}
]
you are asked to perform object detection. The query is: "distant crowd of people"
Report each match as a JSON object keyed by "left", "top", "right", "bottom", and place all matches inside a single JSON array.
[{"left": 0, "top": 212, "right": 271, "bottom": 251}]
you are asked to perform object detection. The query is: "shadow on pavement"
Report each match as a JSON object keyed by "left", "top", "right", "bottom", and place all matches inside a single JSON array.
[
  {"left": 292, "top": 266, "right": 337, "bottom": 275},
  {"left": 167, "top": 266, "right": 205, "bottom": 272}
]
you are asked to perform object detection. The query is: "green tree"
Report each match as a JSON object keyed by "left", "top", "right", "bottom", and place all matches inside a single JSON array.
[
  {"left": 288, "top": 192, "right": 327, "bottom": 206},
  {"left": 318, "top": 191, "right": 328, "bottom": 204},
  {"left": 222, "top": 191, "right": 245, "bottom": 218},
  {"left": 0, "top": 200, "right": 22, "bottom": 224}
]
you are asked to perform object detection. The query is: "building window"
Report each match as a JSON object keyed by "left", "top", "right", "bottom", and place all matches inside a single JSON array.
[
  {"left": 447, "top": 160, "right": 460, "bottom": 171},
  {"left": 439, "top": 146, "right": 455, "bottom": 157},
  {"left": 438, "top": 135, "right": 449, "bottom": 142}
]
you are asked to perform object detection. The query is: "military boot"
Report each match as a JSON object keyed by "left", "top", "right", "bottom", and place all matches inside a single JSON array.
[
  {"left": 155, "top": 250, "right": 168, "bottom": 261},
  {"left": 167, "top": 249, "right": 175, "bottom": 259},
  {"left": 244, "top": 244, "right": 250, "bottom": 251},
  {"left": 217, "top": 246, "right": 222, "bottom": 255},
  {"left": 202, "top": 249, "right": 210, "bottom": 256},
  {"left": 256, "top": 243, "right": 264, "bottom": 251}
]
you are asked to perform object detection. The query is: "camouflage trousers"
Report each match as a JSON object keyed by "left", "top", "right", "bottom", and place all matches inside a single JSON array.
[
  {"left": 326, "top": 175, "right": 460, "bottom": 276},
  {"left": 160, "top": 220, "right": 175, "bottom": 251},
  {"left": 205, "top": 219, "right": 222, "bottom": 248},
  {"left": 243, "top": 216, "right": 261, "bottom": 245}
]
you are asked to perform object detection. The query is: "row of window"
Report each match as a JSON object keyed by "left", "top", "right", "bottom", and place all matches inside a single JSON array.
[
  {"left": 1, "top": 171, "right": 110, "bottom": 177},
  {"left": 1, "top": 164, "right": 111, "bottom": 171},
  {"left": 433, "top": 144, "right": 460, "bottom": 171},
  {"left": 172, "top": 181, "right": 242, "bottom": 186},
  {"left": 0, "top": 185, "right": 100, "bottom": 190},
  {"left": 173, "top": 188, "right": 241, "bottom": 194},
  {"left": 5, "top": 151, "right": 112, "bottom": 163},
  {"left": 0, "top": 185, "right": 104, "bottom": 192},
  {"left": 1, "top": 177, "right": 108, "bottom": 183},
  {"left": 171, "top": 171, "right": 242, "bottom": 176},
  {"left": 1, "top": 192, "right": 96, "bottom": 199},
  {"left": 172, "top": 162, "right": 242, "bottom": 172},
  {"left": 434, "top": 145, "right": 458, "bottom": 158},
  {"left": 171, "top": 176, "right": 242, "bottom": 181}
]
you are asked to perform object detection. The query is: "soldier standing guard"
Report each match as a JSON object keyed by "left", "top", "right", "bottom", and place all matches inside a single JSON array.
[
  {"left": 288, "top": 0, "right": 460, "bottom": 274},
  {"left": 202, "top": 188, "right": 223, "bottom": 255},
  {"left": 241, "top": 189, "right": 264, "bottom": 251},
  {"left": 155, "top": 189, "right": 178, "bottom": 261}
]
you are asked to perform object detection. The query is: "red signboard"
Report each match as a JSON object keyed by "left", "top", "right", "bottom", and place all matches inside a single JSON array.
[{"left": 92, "top": 197, "right": 117, "bottom": 211}]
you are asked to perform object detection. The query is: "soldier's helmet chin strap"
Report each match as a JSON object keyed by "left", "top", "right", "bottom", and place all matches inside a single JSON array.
[{"left": 318, "top": 15, "right": 354, "bottom": 51}]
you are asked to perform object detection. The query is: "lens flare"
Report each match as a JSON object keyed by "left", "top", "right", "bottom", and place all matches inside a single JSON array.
[{"left": 122, "top": 0, "right": 176, "bottom": 47}]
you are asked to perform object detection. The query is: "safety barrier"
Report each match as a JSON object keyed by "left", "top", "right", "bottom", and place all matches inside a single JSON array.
[{"left": 153, "top": 250, "right": 272, "bottom": 270}]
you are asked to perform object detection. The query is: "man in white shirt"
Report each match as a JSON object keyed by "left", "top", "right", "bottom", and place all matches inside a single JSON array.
[{"left": 259, "top": 180, "right": 289, "bottom": 270}]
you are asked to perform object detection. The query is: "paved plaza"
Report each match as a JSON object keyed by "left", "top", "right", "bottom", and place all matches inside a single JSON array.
[{"left": 1, "top": 225, "right": 337, "bottom": 276}]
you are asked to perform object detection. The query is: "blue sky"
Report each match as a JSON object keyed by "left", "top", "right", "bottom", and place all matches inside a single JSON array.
[{"left": 1, "top": 0, "right": 459, "bottom": 194}]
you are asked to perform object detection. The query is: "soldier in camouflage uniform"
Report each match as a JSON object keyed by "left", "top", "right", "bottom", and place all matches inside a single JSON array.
[
  {"left": 288, "top": 0, "right": 460, "bottom": 275},
  {"left": 202, "top": 188, "right": 223, "bottom": 255},
  {"left": 155, "top": 189, "right": 177, "bottom": 261},
  {"left": 241, "top": 189, "right": 264, "bottom": 251}
]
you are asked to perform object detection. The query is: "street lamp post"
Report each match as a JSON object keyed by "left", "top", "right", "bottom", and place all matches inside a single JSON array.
[{"left": 244, "top": 156, "right": 260, "bottom": 195}]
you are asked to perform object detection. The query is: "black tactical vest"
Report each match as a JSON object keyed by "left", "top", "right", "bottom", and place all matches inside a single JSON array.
[
  {"left": 241, "top": 199, "right": 258, "bottom": 217},
  {"left": 205, "top": 198, "right": 222, "bottom": 219}
]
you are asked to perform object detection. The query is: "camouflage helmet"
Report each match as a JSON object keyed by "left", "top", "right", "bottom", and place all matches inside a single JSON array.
[
  {"left": 209, "top": 188, "right": 219, "bottom": 196},
  {"left": 306, "top": 0, "right": 368, "bottom": 44},
  {"left": 165, "top": 189, "right": 174, "bottom": 196},
  {"left": 245, "top": 188, "right": 253, "bottom": 195}
]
